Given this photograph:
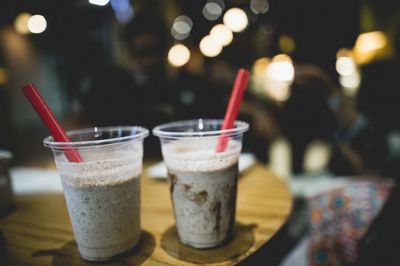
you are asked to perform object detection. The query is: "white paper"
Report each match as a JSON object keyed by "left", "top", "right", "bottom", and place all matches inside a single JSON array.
[
  {"left": 10, "top": 167, "right": 63, "bottom": 195},
  {"left": 146, "top": 153, "right": 257, "bottom": 179}
]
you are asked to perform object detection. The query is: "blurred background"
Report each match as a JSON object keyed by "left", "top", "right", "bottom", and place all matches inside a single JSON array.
[
  {"left": 1, "top": 0, "right": 400, "bottom": 174},
  {"left": 1, "top": 1, "right": 400, "bottom": 265}
]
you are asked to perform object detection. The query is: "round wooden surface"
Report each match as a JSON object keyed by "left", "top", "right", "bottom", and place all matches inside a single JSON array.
[{"left": 0, "top": 164, "right": 292, "bottom": 265}]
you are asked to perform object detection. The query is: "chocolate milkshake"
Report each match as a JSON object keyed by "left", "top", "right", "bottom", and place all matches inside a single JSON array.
[{"left": 163, "top": 138, "right": 241, "bottom": 248}]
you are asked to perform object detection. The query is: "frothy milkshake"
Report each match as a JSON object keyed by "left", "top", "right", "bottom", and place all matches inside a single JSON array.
[
  {"left": 44, "top": 126, "right": 148, "bottom": 261},
  {"left": 163, "top": 138, "right": 241, "bottom": 248},
  {"left": 57, "top": 153, "right": 142, "bottom": 261}
]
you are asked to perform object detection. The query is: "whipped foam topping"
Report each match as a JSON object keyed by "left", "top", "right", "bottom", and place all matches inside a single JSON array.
[
  {"left": 56, "top": 149, "right": 143, "bottom": 187},
  {"left": 162, "top": 138, "right": 241, "bottom": 172}
]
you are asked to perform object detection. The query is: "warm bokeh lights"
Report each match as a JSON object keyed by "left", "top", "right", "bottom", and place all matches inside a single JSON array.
[
  {"left": 336, "top": 48, "right": 360, "bottom": 96},
  {"left": 251, "top": 55, "right": 294, "bottom": 102},
  {"left": 223, "top": 8, "right": 248, "bottom": 33},
  {"left": 278, "top": 34, "right": 296, "bottom": 54},
  {"left": 251, "top": 57, "right": 270, "bottom": 96},
  {"left": 336, "top": 56, "right": 356, "bottom": 76},
  {"left": 355, "top": 31, "right": 387, "bottom": 53},
  {"left": 353, "top": 31, "right": 388, "bottom": 64},
  {"left": 339, "top": 71, "right": 361, "bottom": 96},
  {"left": 27, "top": 15, "right": 47, "bottom": 34},
  {"left": 266, "top": 54, "right": 295, "bottom": 82},
  {"left": 14, "top": 13, "right": 32, "bottom": 35},
  {"left": 168, "top": 44, "right": 191, "bottom": 67},
  {"left": 210, "top": 24, "right": 233, "bottom": 47},
  {"left": 88, "top": 0, "right": 110, "bottom": 6},
  {"left": 0, "top": 67, "right": 8, "bottom": 85},
  {"left": 199, "top": 35, "right": 223, "bottom": 57},
  {"left": 264, "top": 54, "right": 294, "bottom": 102}
]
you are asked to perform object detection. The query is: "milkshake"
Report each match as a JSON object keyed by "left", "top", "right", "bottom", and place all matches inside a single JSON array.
[
  {"left": 57, "top": 155, "right": 141, "bottom": 261},
  {"left": 153, "top": 119, "right": 248, "bottom": 249},
  {"left": 44, "top": 126, "right": 148, "bottom": 261}
]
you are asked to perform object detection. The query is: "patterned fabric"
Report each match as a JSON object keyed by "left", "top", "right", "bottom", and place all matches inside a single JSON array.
[{"left": 307, "top": 178, "right": 393, "bottom": 266}]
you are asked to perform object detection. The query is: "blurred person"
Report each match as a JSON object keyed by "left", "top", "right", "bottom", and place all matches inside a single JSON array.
[
  {"left": 203, "top": 59, "right": 281, "bottom": 163},
  {"left": 239, "top": 96, "right": 281, "bottom": 163},
  {"left": 282, "top": 64, "right": 336, "bottom": 174},
  {"left": 80, "top": 11, "right": 230, "bottom": 156},
  {"left": 81, "top": 11, "right": 172, "bottom": 126},
  {"left": 274, "top": 0, "right": 360, "bottom": 78},
  {"left": 328, "top": 95, "right": 386, "bottom": 176},
  {"left": 80, "top": 11, "right": 173, "bottom": 156},
  {"left": 340, "top": 25, "right": 400, "bottom": 266},
  {"left": 0, "top": 27, "right": 65, "bottom": 164},
  {"left": 357, "top": 60, "right": 400, "bottom": 138},
  {"left": 356, "top": 28, "right": 400, "bottom": 178}
]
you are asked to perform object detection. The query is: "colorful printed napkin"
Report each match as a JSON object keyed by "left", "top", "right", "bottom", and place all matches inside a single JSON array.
[{"left": 307, "top": 178, "right": 393, "bottom": 266}]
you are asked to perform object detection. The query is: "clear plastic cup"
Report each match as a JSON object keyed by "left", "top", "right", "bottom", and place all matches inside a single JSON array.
[
  {"left": 153, "top": 119, "right": 249, "bottom": 248},
  {"left": 44, "top": 126, "right": 148, "bottom": 261}
]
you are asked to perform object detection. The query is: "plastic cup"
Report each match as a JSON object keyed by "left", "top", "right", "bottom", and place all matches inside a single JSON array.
[
  {"left": 153, "top": 119, "right": 249, "bottom": 248},
  {"left": 44, "top": 126, "right": 148, "bottom": 261}
]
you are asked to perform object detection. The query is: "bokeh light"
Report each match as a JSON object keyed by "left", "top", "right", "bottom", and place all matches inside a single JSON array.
[
  {"left": 210, "top": 24, "right": 233, "bottom": 47},
  {"left": 336, "top": 57, "right": 356, "bottom": 76},
  {"left": 266, "top": 54, "right": 294, "bottom": 82},
  {"left": 355, "top": 31, "right": 387, "bottom": 53},
  {"left": 202, "top": 0, "right": 225, "bottom": 21},
  {"left": 110, "top": 0, "right": 129, "bottom": 12},
  {"left": 251, "top": 57, "right": 270, "bottom": 95},
  {"left": 353, "top": 31, "right": 388, "bottom": 65},
  {"left": 250, "top": 0, "right": 270, "bottom": 14},
  {"left": 278, "top": 34, "right": 296, "bottom": 54},
  {"left": 0, "top": 67, "right": 8, "bottom": 85},
  {"left": 27, "top": 15, "right": 47, "bottom": 34},
  {"left": 223, "top": 8, "right": 248, "bottom": 33},
  {"left": 111, "top": 0, "right": 134, "bottom": 24},
  {"left": 264, "top": 54, "right": 294, "bottom": 102},
  {"left": 199, "top": 35, "right": 223, "bottom": 57},
  {"left": 339, "top": 71, "right": 361, "bottom": 96},
  {"left": 171, "top": 15, "right": 193, "bottom": 40},
  {"left": 114, "top": 7, "right": 134, "bottom": 24},
  {"left": 265, "top": 81, "right": 291, "bottom": 102},
  {"left": 336, "top": 48, "right": 357, "bottom": 77},
  {"left": 168, "top": 44, "right": 191, "bottom": 67},
  {"left": 14, "top": 13, "right": 32, "bottom": 35},
  {"left": 88, "top": 0, "right": 110, "bottom": 6},
  {"left": 336, "top": 48, "right": 360, "bottom": 95},
  {"left": 253, "top": 57, "right": 270, "bottom": 76}
]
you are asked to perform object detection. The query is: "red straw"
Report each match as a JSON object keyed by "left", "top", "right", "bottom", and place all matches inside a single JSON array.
[
  {"left": 22, "top": 84, "right": 83, "bottom": 163},
  {"left": 215, "top": 68, "right": 250, "bottom": 152}
]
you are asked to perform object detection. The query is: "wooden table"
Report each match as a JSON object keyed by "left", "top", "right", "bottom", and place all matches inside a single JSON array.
[{"left": 0, "top": 164, "right": 292, "bottom": 265}]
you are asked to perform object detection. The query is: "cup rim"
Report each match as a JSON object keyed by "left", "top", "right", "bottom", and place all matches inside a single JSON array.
[
  {"left": 152, "top": 119, "right": 249, "bottom": 139},
  {"left": 43, "top": 126, "right": 149, "bottom": 148}
]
